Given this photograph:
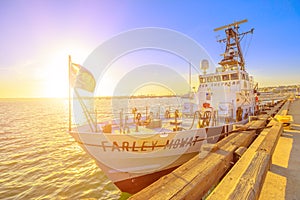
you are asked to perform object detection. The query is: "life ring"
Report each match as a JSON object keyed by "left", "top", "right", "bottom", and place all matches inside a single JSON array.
[{"left": 202, "top": 111, "right": 211, "bottom": 126}]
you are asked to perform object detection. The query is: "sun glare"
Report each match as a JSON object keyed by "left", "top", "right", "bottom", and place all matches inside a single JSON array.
[
  {"left": 41, "top": 46, "right": 91, "bottom": 98},
  {"left": 43, "top": 71, "right": 68, "bottom": 98},
  {"left": 133, "top": 84, "right": 176, "bottom": 97}
]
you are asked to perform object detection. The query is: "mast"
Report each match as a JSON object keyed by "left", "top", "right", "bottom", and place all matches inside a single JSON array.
[
  {"left": 214, "top": 19, "right": 254, "bottom": 71},
  {"left": 189, "top": 61, "right": 191, "bottom": 93},
  {"left": 68, "top": 55, "right": 72, "bottom": 132}
]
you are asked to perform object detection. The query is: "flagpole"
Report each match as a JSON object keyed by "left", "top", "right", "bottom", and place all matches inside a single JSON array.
[{"left": 68, "top": 55, "right": 72, "bottom": 132}]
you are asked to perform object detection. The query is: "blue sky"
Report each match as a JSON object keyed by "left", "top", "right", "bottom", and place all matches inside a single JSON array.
[{"left": 0, "top": 0, "right": 300, "bottom": 97}]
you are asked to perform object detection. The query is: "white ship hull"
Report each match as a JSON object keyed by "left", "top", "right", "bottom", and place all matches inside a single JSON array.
[{"left": 70, "top": 123, "right": 237, "bottom": 193}]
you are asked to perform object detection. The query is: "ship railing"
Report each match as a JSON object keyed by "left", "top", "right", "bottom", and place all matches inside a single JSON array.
[{"left": 88, "top": 105, "right": 186, "bottom": 132}]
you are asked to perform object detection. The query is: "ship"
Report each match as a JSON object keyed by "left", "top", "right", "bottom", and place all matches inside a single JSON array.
[{"left": 68, "top": 19, "right": 256, "bottom": 194}]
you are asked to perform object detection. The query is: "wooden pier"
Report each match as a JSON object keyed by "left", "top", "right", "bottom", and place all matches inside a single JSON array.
[
  {"left": 129, "top": 98, "right": 300, "bottom": 199},
  {"left": 259, "top": 97, "right": 300, "bottom": 199}
]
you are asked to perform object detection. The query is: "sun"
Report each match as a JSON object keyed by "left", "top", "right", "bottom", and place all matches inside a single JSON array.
[
  {"left": 41, "top": 46, "right": 91, "bottom": 98},
  {"left": 43, "top": 70, "right": 68, "bottom": 98}
]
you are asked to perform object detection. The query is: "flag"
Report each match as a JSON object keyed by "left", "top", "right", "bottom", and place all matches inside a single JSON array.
[{"left": 70, "top": 63, "right": 96, "bottom": 93}]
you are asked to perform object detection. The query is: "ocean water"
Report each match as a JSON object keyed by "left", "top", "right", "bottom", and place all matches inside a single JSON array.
[{"left": 0, "top": 99, "right": 120, "bottom": 200}]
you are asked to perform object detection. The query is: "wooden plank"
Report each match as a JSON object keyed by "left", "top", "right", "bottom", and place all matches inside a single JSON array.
[
  {"left": 258, "top": 122, "right": 283, "bottom": 157},
  {"left": 129, "top": 148, "right": 233, "bottom": 200},
  {"left": 171, "top": 148, "right": 234, "bottom": 200},
  {"left": 227, "top": 123, "right": 283, "bottom": 199},
  {"left": 129, "top": 130, "right": 256, "bottom": 200},
  {"left": 174, "top": 132, "right": 257, "bottom": 200},
  {"left": 278, "top": 100, "right": 290, "bottom": 116},
  {"left": 234, "top": 146, "right": 248, "bottom": 161},
  {"left": 227, "top": 151, "right": 270, "bottom": 200},
  {"left": 207, "top": 122, "right": 283, "bottom": 200}
]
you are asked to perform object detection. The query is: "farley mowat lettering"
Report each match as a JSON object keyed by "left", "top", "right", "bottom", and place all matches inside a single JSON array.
[{"left": 97, "top": 136, "right": 204, "bottom": 152}]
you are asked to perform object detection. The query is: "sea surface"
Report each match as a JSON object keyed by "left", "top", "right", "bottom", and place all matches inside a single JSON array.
[
  {"left": 0, "top": 99, "right": 121, "bottom": 200},
  {"left": 0, "top": 97, "right": 182, "bottom": 200}
]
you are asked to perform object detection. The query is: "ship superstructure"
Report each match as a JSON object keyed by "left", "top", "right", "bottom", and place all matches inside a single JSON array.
[{"left": 198, "top": 19, "right": 255, "bottom": 123}]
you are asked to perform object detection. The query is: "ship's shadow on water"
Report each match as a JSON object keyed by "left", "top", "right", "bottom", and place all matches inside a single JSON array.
[{"left": 0, "top": 99, "right": 120, "bottom": 200}]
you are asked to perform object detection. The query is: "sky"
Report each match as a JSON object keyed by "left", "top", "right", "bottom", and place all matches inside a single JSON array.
[{"left": 0, "top": 0, "right": 300, "bottom": 98}]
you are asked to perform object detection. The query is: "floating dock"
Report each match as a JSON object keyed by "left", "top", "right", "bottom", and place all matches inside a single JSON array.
[{"left": 129, "top": 98, "right": 300, "bottom": 199}]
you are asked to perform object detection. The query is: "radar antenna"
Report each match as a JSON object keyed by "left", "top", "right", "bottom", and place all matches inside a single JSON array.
[{"left": 214, "top": 19, "right": 254, "bottom": 71}]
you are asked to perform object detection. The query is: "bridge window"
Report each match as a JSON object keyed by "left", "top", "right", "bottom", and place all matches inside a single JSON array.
[
  {"left": 230, "top": 73, "right": 239, "bottom": 80},
  {"left": 200, "top": 77, "right": 206, "bottom": 83},
  {"left": 214, "top": 75, "right": 221, "bottom": 82},
  {"left": 208, "top": 76, "right": 214, "bottom": 82},
  {"left": 222, "top": 74, "right": 229, "bottom": 81}
]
